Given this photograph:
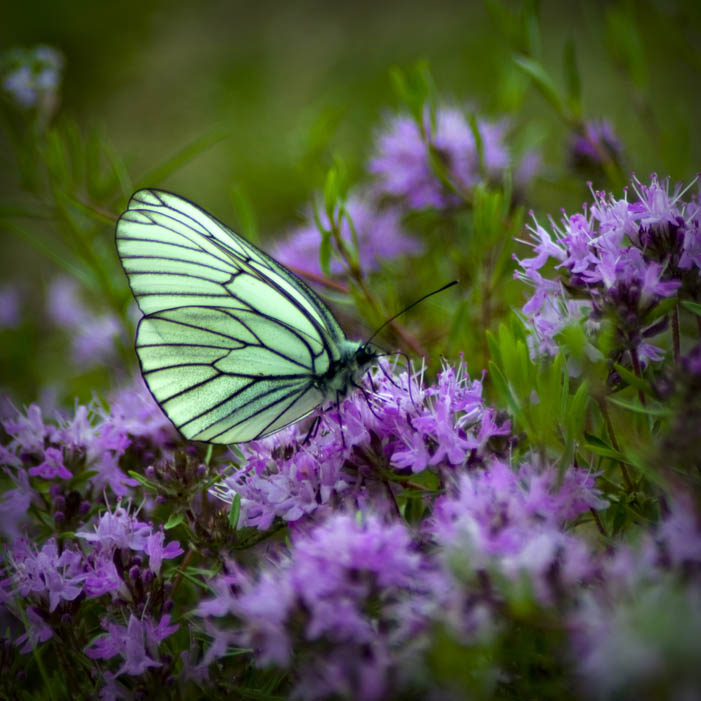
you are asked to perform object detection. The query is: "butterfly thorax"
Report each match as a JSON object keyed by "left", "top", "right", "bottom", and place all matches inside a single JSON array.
[{"left": 315, "top": 340, "right": 376, "bottom": 400}]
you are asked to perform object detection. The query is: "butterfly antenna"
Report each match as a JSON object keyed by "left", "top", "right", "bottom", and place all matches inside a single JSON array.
[{"left": 364, "top": 280, "right": 458, "bottom": 347}]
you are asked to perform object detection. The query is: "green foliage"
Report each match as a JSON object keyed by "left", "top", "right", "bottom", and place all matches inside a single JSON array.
[{"left": 487, "top": 321, "right": 589, "bottom": 467}]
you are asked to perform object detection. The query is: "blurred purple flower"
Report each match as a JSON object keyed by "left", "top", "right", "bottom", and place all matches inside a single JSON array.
[
  {"left": 569, "top": 119, "right": 624, "bottom": 171},
  {"left": 0, "top": 465, "right": 36, "bottom": 539},
  {"left": 2, "top": 45, "right": 63, "bottom": 110},
  {"left": 2, "top": 403, "right": 56, "bottom": 456},
  {"left": 46, "top": 277, "right": 123, "bottom": 369},
  {"left": 197, "top": 513, "right": 434, "bottom": 700},
  {"left": 429, "top": 460, "right": 606, "bottom": 604},
  {"left": 0, "top": 285, "right": 21, "bottom": 328},
  {"left": 516, "top": 175, "right": 698, "bottom": 364},
  {"left": 104, "top": 377, "right": 178, "bottom": 451},
  {"left": 370, "top": 106, "right": 515, "bottom": 209},
  {"left": 273, "top": 194, "right": 421, "bottom": 277},
  {"left": 16, "top": 606, "right": 54, "bottom": 653},
  {"left": 85, "top": 613, "right": 178, "bottom": 677},
  {"left": 571, "top": 569, "right": 701, "bottom": 698}
]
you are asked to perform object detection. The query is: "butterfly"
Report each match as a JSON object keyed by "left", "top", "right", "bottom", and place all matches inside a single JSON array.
[{"left": 116, "top": 189, "right": 378, "bottom": 444}]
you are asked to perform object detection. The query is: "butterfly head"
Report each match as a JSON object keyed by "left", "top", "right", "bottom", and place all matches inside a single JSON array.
[{"left": 316, "top": 340, "right": 378, "bottom": 401}]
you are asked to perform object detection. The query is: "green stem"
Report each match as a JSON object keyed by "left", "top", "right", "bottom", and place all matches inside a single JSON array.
[
  {"left": 672, "top": 304, "right": 680, "bottom": 362},
  {"left": 630, "top": 348, "right": 647, "bottom": 406},
  {"left": 597, "top": 397, "right": 634, "bottom": 492},
  {"left": 589, "top": 507, "right": 608, "bottom": 537}
]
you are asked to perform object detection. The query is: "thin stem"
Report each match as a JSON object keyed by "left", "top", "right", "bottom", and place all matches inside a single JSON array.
[
  {"left": 384, "top": 480, "right": 402, "bottom": 519},
  {"left": 597, "top": 397, "right": 634, "bottom": 492},
  {"left": 287, "top": 267, "right": 349, "bottom": 294},
  {"left": 589, "top": 507, "right": 608, "bottom": 537},
  {"left": 171, "top": 548, "right": 195, "bottom": 598},
  {"left": 672, "top": 304, "right": 680, "bottom": 362},
  {"left": 630, "top": 347, "right": 647, "bottom": 406}
]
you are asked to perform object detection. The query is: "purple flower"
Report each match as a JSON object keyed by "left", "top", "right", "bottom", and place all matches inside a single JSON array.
[
  {"left": 272, "top": 194, "right": 421, "bottom": 277},
  {"left": 428, "top": 460, "right": 605, "bottom": 604},
  {"left": 83, "top": 551, "right": 125, "bottom": 599},
  {"left": 77, "top": 503, "right": 152, "bottom": 551},
  {"left": 144, "top": 530, "right": 184, "bottom": 575},
  {"left": 46, "top": 277, "right": 123, "bottom": 369},
  {"left": 516, "top": 175, "right": 698, "bottom": 365},
  {"left": 16, "top": 606, "right": 54, "bottom": 653},
  {"left": 369, "top": 106, "right": 512, "bottom": 208},
  {"left": 197, "top": 513, "right": 434, "bottom": 700},
  {"left": 215, "top": 359, "right": 510, "bottom": 530},
  {"left": 0, "top": 465, "right": 36, "bottom": 539},
  {"left": 2, "top": 395, "right": 140, "bottom": 498},
  {"left": 56, "top": 402, "right": 137, "bottom": 496},
  {"left": 571, "top": 580, "right": 701, "bottom": 699},
  {"left": 104, "top": 377, "right": 178, "bottom": 451},
  {"left": 2, "top": 45, "right": 63, "bottom": 110},
  {"left": 0, "top": 285, "right": 21, "bottom": 328},
  {"left": 3, "top": 538, "right": 84, "bottom": 613},
  {"left": 28, "top": 446, "right": 72, "bottom": 480},
  {"left": 85, "top": 613, "right": 178, "bottom": 677},
  {"left": 2, "top": 403, "right": 55, "bottom": 456},
  {"left": 569, "top": 119, "right": 624, "bottom": 171},
  {"left": 76, "top": 502, "right": 183, "bottom": 582}
]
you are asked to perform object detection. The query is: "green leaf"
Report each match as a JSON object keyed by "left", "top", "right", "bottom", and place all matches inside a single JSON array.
[
  {"left": 389, "top": 60, "right": 435, "bottom": 132},
  {"left": 467, "top": 112, "right": 485, "bottom": 177},
  {"left": 513, "top": 55, "right": 570, "bottom": 121},
  {"left": 164, "top": 511, "right": 184, "bottom": 530},
  {"left": 323, "top": 166, "right": 338, "bottom": 220},
  {"left": 583, "top": 432, "right": 610, "bottom": 449},
  {"left": 613, "top": 362, "right": 653, "bottom": 395},
  {"left": 607, "top": 396, "right": 672, "bottom": 417},
  {"left": 319, "top": 229, "right": 332, "bottom": 278},
  {"left": 127, "top": 470, "right": 160, "bottom": 491},
  {"left": 585, "top": 442, "right": 629, "bottom": 463},
  {"left": 681, "top": 300, "right": 701, "bottom": 316},
  {"left": 567, "top": 379, "right": 590, "bottom": 437},
  {"left": 311, "top": 200, "right": 332, "bottom": 277},
  {"left": 228, "top": 492, "right": 241, "bottom": 530},
  {"left": 135, "top": 125, "right": 230, "bottom": 187},
  {"left": 230, "top": 184, "right": 259, "bottom": 243},
  {"left": 641, "top": 296, "right": 676, "bottom": 325}
]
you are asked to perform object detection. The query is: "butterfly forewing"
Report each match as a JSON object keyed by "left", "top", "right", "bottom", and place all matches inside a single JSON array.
[{"left": 116, "top": 189, "right": 355, "bottom": 443}]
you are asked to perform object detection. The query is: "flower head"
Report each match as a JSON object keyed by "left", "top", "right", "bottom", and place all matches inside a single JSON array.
[
  {"left": 215, "top": 359, "right": 510, "bottom": 530},
  {"left": 568, "top": 119, "right": 624, "bottom": 172},
  {"left": 516, "top": 175, "right": 699, "bottom": 366},
  {"left": 197, "top": 513, "right": 434, "bottom": 700},
  {"left": 46, "top": 277, "right": 123, "bottom": 369},
  {"left": 273, "top": 194, "right": 421, "bottom": 277},
  {"left": 85, "top": 613, "right": 178, "bottom": 677},
  {"left": 1, "top": 45, "right": 63, "bottom": 111},
  {"left": 370, "top": 106, "right": 512, "bottom": 208}
]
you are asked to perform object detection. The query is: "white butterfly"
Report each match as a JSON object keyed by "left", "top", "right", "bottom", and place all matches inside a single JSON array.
[{"left": 116, "top": 189, "right": 377, "bottom": 444}]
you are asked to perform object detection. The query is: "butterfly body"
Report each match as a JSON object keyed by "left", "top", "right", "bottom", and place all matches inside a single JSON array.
[{"left": 116, "top": 189, "right": 376, "bottom": 444}]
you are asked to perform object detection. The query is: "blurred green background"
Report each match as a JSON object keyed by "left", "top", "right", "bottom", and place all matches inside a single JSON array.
[{"left": 1, "top": 0, "right": 700, "bottom": 403}]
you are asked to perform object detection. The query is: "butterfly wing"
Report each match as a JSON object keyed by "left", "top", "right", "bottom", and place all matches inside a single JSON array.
[{"left": 116, "top": 189, "right": 345, "bottom": 443}]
